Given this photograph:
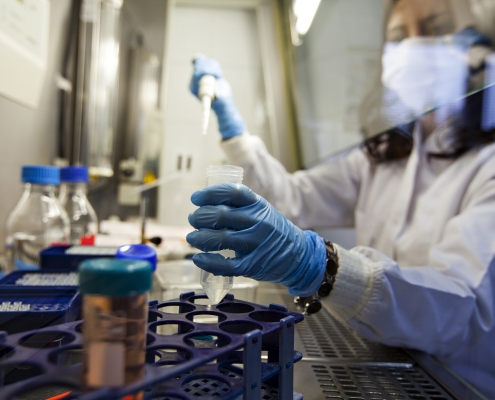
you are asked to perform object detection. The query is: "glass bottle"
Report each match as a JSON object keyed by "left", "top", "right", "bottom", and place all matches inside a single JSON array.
[
  {"left": 200, "top": 165, "right": 244, "bottom": 304},
  {"left": 5, "top": 166, "right": 70, "bottom": 271},
  {"left": 59, "top": 166, "right": 98, "bottom": 245}
]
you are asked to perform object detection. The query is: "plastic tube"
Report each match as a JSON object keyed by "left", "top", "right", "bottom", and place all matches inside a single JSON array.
[
  {"left": 198, "top": 74, "right": 216, "bottom": 135},
  {"left": 200, "top": 165, "right": 243, "bottom": 303},
  {"left": 79, "top": 258, "right": 152, "bottom": 394}
]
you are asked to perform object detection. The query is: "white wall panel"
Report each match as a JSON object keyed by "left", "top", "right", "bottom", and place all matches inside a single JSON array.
[
  {"left": 0, "top": 0, "right": 72, "bottom": 253},
  {"left": 158, "top": 5, "right": 268, "bottom": 227}
]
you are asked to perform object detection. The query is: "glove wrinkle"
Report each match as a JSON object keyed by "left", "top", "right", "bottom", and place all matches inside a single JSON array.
[{"left": 187, "top": 184, "right": 327, "bottom": 296}]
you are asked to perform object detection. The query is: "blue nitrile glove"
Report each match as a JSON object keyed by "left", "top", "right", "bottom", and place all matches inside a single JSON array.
[
  {"left": 186, "top": 183, "right": 327, "bottom": 297},
  {"left": 190, "top": 57, "right": 246, "bottom": 140}
]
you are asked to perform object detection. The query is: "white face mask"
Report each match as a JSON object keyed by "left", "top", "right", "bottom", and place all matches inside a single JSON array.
[{"left": 381, "top": 36, "right": 469, "bottom": 118}]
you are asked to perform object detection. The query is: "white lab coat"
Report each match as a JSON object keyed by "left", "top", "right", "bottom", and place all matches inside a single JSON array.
[{"left": 221, "top": 125, "right": 495, "bottom": 397}]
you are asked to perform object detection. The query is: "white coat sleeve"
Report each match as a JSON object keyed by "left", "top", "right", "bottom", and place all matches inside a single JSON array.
[
  {"left": 325, "top": 173, "right": 495, "bottom": 359},
  {"left": 221, "top": 133, "right": 366, "bottom": 229}
]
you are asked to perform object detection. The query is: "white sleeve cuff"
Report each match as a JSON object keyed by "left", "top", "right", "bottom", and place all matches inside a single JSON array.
[
  {"left": 324, "top": 244, "right": 375, "bottom": 322},
  {"left": 220, "top": 132, "right": 266, "bottom": 165}
]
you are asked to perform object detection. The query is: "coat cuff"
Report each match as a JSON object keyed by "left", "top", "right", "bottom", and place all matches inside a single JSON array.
[
  {"left": 220, "top": 132, "right": 264, "bottom": 165},
  {"left": 325, "top": 244, "right": 375, "bottom": 322}
]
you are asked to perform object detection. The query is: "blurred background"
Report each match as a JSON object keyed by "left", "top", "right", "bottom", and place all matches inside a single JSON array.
[{"left": 0, "top": 0, "right": 494, "bottom": 255}]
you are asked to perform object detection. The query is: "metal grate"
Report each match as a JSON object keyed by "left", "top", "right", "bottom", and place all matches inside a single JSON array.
[
  {"left": 179, "top": 370, "right": 286, "bottom": 399},
  {"left": 311, "top": 364, "right": 453, "bottom": 400},
  {"left": 283, "top": 295, "right": 410, "bottom": 363},
  {"left": 182, "top": 377, "right": 231, "bottom": 397},
  {"left": 260, "top": 383, "right": 281, "bottom": 400}
]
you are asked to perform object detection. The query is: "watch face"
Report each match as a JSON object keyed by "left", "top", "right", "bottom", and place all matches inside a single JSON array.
[
  {"left": 306, "top": 301, "right": 322, "bottom": 315},
  {"left": 318, "top": 282, "right": 333, "bottom": 297}
]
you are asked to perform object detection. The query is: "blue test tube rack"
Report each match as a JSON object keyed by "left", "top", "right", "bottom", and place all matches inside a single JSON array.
[
  {"left": 0, "top": 270, "right": 80, "bottom": 334},
  {"left": 0, "top": 292, "right": 304, "bottom": 399}
]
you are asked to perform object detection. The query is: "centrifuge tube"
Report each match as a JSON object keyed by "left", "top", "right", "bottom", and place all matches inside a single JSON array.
[{"left": 200, "top": 165, "right": 243, "bottom": 303}]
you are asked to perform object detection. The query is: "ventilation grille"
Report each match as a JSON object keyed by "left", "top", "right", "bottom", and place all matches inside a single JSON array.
[
  {"left": 283, "top": 294, "right": 410, "bottom": 362},
  {"left": 311, "top": 364, "right": 453, "bottom": 400}
]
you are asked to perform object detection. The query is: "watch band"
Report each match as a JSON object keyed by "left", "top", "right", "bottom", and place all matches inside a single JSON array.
[
  {"left": 318, "top": 240, "right": 339, "bottom": 297},
  {"left": 295, "top": 240, "right": 339, "bottom": 315}
]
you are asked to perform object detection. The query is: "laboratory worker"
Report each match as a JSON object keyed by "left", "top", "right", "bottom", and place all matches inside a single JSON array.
[{"left": 187, "top": 0, "right": 495, "bottom": 396}]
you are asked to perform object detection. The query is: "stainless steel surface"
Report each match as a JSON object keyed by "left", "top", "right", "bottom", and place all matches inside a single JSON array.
[{"left": 253, "top": 283, "right": 484, "bottom": 400}]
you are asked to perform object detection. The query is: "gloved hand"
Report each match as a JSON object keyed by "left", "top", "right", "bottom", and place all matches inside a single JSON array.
[
  {"left": 186, "top": 183, "right": 327, "bottom": 296},
  {"left": 190, "top": 57, "right": 246, "bottom": 140}
]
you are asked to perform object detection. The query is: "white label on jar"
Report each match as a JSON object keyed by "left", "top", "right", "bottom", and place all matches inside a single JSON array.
[{"left": 87, "top": 342, "right": 125, "bottom": 387}]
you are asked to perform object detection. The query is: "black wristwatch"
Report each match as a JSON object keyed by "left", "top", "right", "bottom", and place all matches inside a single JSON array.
[{"left": 295, "top": 240, "right": 339, "bottom": 315}]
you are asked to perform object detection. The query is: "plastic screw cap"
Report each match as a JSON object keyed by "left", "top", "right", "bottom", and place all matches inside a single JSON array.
[
  {"left": 60, "top": 166, "right": 89, "bottom": 183},
  {"left": 116, "top": 244, "right": 157, "bottom": 272},
  {"left": 79, "top": 258, "right": 153, "bottom": 297},
  {"left": 22, "top": 166, "right": 60, "bottom": 185}
]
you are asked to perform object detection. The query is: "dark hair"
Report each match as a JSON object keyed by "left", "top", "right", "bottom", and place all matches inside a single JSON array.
[{"left": 362, "top": 85, "right": 495, "bottom": 164}]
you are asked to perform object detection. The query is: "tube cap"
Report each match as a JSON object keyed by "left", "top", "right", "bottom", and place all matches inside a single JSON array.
[
  {"left": 116, "top": 244, "right": 157, "bottom": 272},
  {"left": 22, "top": 166, "right": 60, "bottom": 185},
  {"left": 60, "top": 166, "right": 89, "bottom": 183},
  {"left": 79, "top": 258, "right": 152, "bottom": 297}
]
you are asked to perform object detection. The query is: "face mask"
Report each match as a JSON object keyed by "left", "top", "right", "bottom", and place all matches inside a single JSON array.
[{"left": 381, "top": 36, "right": 469, "bottom": 117}]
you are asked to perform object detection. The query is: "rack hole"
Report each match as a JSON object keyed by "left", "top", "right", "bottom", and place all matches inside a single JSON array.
[
  {"left": 186, "top": 312, "right": 226, "bottom": 324},
  {"left": 151, "top": 321, "right": 195, "bottom": 336},
  {"left": 146, "top": 346, "right": 192, "bottom": 365},
  {"left": 220, "top": 321, "right": 262, "bottom": 335},
  {"left": 216, "top": 303, "right": 254, "bottom": 314},
  {"left": 19, "top": 331, "right": 75, "bottom": 349},
  {"left": 249, "top": 311, "right": 287, "bottom": 323},
  {"left": 185, "top": 333, "right": 230, "bottom": 349},
  {"left": 1, "top": 363, "right": 45, "bottom": 385},
  {"left": 188, "top": 295, "right": 214, "bottom": 306},
  {"left": 0, "top": 346, "right": 14, "bottom": 361},
  {"left": 49, "top": 346, "right": 83, "bottom": 366},
  {"left": 157, "top": 303, "right": 195, "bottom": 314}
]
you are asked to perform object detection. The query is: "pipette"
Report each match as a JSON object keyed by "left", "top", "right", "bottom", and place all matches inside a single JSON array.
[
  {"left": 193, "top": 54, "right": 216, "bottom": 135},
  {"left": 198, "top": 74, "right": 216, "bottom": 135}
]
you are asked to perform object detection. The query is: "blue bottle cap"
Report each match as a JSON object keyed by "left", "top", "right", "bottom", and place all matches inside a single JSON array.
[
  {"left": 60, "top": 166, "right": 89, "bottom": 183},
  {"left": 79, "top": 258, "right": 152, "bottom": 297},
  {"left": 116, "top": 244, "right": 157, "bottom": 272},
  {"left": 22, "top": 166, "right": 60, "bottom": 185}
]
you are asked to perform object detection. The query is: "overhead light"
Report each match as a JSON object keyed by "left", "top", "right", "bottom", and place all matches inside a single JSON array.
[{"left": 293, "top": 0, "right": 321, "bottom": 36}]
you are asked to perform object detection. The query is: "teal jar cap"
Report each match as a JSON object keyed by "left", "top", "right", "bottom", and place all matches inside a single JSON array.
[{"left": 79, "top": 258, "right": 152, "bottom": 297}]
